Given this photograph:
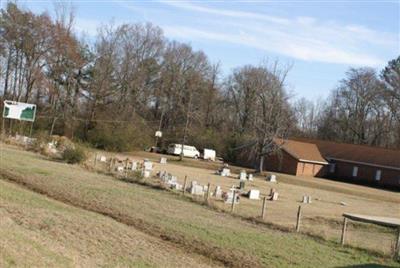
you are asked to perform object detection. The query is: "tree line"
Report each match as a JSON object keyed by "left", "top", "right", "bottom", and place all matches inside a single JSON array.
[{"left": 0, "top": 3, "right": 399, "bottom": 167}]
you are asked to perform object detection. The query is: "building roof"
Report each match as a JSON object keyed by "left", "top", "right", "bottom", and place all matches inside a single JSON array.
[
  {"left": 293, "top": 138, "right": 400, "bottom": 170},
  {"left": 275, "top": 139, "right": 329, "bottom": 165}
]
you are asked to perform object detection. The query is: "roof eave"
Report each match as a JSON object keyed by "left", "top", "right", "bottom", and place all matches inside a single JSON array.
[{"left": 327, "top": 157, "right": 400, "bottom": 171}]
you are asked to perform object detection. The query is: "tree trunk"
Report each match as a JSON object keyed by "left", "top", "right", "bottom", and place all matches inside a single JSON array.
[
  {"left": 3, "top": 48, "right": 12, "bottom": 99},
  {"left": 180, "top": 92, "right": 192, "bottom": 161},
  {"left": 258, "top": 155, "right": 264, "bottom": 173}
]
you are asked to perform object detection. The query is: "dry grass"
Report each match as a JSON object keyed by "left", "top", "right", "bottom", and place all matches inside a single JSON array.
[
  {"left": 92, "top": 150, "right": 400, "bottom": 256},
  {"left": 0, "top": 180, "right": 217, "bottom": 268},
  {"left": 0, "top": 144, "right": 398, "bottom": 267}
]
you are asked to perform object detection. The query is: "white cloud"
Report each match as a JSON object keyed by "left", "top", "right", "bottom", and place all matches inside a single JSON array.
[
  {"left": 163, "top": 25, "right": 385, "bottom": 66},
  {"left": 161, "top": 0, "right": 290, "bottom": 25},
  {"left": 161, "top": 1, "right": 397, "bottom": 66}
]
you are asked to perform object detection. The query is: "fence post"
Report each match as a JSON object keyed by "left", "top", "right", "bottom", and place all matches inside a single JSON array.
[
  {"left": 261, "top": 196, "right": 267, "bottom": 220},
  {"left": 296, "top": 205, "right": 302, "bottom": 232},
  {"left": 125, "top": 158, "right": 129, "bottom": 177},
  {"left": 109, "top": 157, "right": 114, "bottom": 172},
  {"left": 94, "top": 153, "right": 97, "bottom": 167},
  {"left": 182, "top": 176, "right": 188, "bottom": 195},
  {"left": 395, "top": 227, "right": 400, "bottom": 260},
  {"left": 231, "top": 190, "right": 236, "bottom": 213},
  {"left": 205, "top": 182, "right": 211, "bottom": 202},
  {"left": 341, "top": 217, "right": 348, "bottom": 245}
]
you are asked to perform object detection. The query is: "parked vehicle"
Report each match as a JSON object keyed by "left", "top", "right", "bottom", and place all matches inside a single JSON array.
[
  {"left": 148, "top": 146, "right": 161, "bottom": 153},
  {"left": 202, "top": 148, "right": 216, "bottom": 161},
  {"left": 167, "top": 144, "right": 200, "bottom": 158}
]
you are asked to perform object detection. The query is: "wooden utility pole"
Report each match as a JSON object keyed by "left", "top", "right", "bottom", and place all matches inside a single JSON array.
[
  {"left": 296, "top": 205, "right": 302, "bottom": 232},
  {"left": 341, "top": 217, "right": 348, "bottom": 245},
  {"left": 261, "top": 196, "right": 267, "bottom": 220}
]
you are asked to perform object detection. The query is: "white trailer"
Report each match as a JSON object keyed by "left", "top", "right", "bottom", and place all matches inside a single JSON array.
[
  {"left": 202, "top": 148, "right": 216, "bottom": 161},
  {"left": 167, "top": 144, "right": 200, "bottom": 159}
]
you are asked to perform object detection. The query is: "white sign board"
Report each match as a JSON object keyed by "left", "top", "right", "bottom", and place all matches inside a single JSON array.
[
  {"left": 155, "top": 131, "right": 162, "bottom": 137},
  {"left": 3, "top": 101, "right": 36, "bottom": 122}
]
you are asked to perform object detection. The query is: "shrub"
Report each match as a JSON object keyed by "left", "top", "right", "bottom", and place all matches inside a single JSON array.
[
  {"left": 62, "top": 146, "right": 86, "bottom": 164},
  {"left": 30, "top": 130, "right": 51, "bottom": 153}
]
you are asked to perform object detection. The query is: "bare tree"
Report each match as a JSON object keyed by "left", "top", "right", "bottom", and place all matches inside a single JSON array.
[{"left": 226, "top": 61, "right": 293, "bottom": 171}]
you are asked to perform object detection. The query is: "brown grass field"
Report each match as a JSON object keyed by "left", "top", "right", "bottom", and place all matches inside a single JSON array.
[{"left": 1, "top": 143, "right": 399, "bottom": 267}]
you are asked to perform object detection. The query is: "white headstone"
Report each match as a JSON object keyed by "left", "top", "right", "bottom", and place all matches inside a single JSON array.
[
  {"left": 220, "top": 168, "right": 230, "bottom": 177},
  {"left": 143, "top": 170, "right": 151, "bottom": 178},
  {"left": 143, "top": 160, "right": 153, "bottom": 171},
  {"left": 116, "top": 166, "right": 124, "bottom": 172},
  {"left": 267, "top": 174, "right": 277, "bottom": 183},
  {"left": 160, "top": 157, "right": 167, "bottom": 164},
  {"left": 214, "top": 186, "right": 222, "bottom": 198},
  {"left": 248, "top": 189, "right": 260, "bottom": 200},
  {"left": 239, "top": 170, "right": 247, "bottom": 181},
  {"left": 130, "top": 161, "right": 137, "bottom": 170},
  {"left": 271, "top": 192, "right": 279, "bottom": 201},
  {"left": 171, "top": 183, "right": 182, "bottom": 190},
  {"left": 100, "top": 156, "right": 107, "bottom": 162},
  {"left": 247, "top": 174, "right": 253, "bottom": 181},
  {"left": 224, "top": 190, "right": 239, "bottom": 204},
  {"left": 191, "top": 184, "right": 204, "bottom": 196}
]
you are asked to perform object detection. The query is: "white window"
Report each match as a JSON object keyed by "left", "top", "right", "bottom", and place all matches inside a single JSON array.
[
  {"left": 375, "top": 170, "right": 381, "bottom": 181},
  {"left": 329, "top": 163, "right": 336, "bottom": 173},
  {"left": 352, "top": 166, "right": 358, "bottom": 177}
]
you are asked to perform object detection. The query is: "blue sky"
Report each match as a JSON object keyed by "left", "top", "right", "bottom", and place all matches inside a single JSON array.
[{"left": 13, "top": 0, "right": 400, "bottom": 101}]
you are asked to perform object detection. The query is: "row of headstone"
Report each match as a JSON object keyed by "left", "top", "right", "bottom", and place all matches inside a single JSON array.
[
  {"left": 190, "top": 181, "right": 209, "bottom": 196},
  {"left": 158, "top": 171, "right": 182, "bottom": 190},
  {"left": 239, "top": 170, "right": 254, "bottom": 181}
]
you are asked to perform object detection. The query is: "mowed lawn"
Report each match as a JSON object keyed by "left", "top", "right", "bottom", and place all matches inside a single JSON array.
[{"left": 0, "top": 144, "right": 398, "bottom": 267}]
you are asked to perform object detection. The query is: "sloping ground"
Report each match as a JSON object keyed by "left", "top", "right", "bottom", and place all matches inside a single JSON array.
[
  {"left": 0, "top": 145, "right": 398, "bottom": 267},
  {"left": 0, "top": 180, "right": 217, "bottom": 268}
]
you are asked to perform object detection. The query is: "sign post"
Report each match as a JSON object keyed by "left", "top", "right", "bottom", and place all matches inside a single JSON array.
[{"left": 154, "top": 130, "right": 162, "bottom": 148}]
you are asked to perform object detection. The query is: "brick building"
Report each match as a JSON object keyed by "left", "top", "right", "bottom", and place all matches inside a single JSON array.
[
  {"left": 264, "top": 139, "right": 400, "bottom": 189},
  {"left": 263, "top": 139, "right": 328, "bottom": 177}
]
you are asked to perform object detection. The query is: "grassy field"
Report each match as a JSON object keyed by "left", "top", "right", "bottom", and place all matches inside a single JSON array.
[{"left": 0, "top": 144, "right": 398, "bottom": 267}]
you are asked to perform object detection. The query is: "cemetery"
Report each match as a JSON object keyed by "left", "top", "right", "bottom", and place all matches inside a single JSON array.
[{"left": 87, "top": 150, "right": 400, "bottom": 258}]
